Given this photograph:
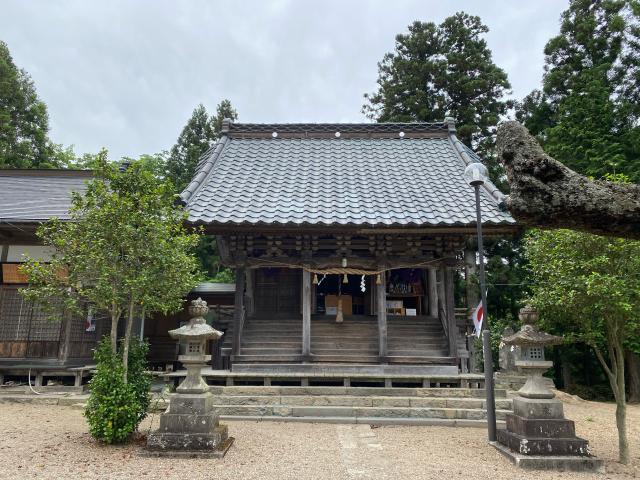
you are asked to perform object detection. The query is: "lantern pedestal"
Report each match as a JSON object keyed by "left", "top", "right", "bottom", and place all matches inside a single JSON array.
[
  {"left": 491, "top": 306, "right": 603, "bottom": 472},
  {"left": 144, "top": 298, "right": 233, "bottom": 458}
]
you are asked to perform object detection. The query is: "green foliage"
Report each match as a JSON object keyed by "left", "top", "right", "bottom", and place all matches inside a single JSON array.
[
  {"left": 195, "top": 235, "right": 234, "bottom": 282},
  {"left": 363, "top": 12, "right": 511, "bottom": 166},
  {"left": 167, "top": 100, "right": 238, "bottom": 191},
  {"left": 516, "top": 0, "right": 640, "bottom": 182},
  {"left": 84, "top": 338, "right": 149, "bottom": 444},
  {"left": 524, "top": 229, "right": 640, "bottom": 354},
  {"left": 85, "top": 340, "right": 136, "bottom": 443},
  {"left": 0, "top": 40, "right": 57, "bottom": 168},
  {"left": 126, "top": 337, "right": 152, "bottom": 424},
  {"left": 21, "top": 153, "right": 201, "bottom": 361}
]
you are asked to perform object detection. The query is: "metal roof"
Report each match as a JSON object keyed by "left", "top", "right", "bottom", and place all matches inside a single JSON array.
[
  {"left": 181, "top": 121, "right": 515, "bottom": 228},
  {"left": 0, "top": 169, "right": 92, "bottom": 222}
]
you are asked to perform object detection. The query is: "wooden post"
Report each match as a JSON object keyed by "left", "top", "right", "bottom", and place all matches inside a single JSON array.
[
  {"left": 436, "top": 269, "right": 447, "bottom": 332},
  {"left": 427, "top": 267, "right": 438, "bottom": 318},
  {"left": 245, "top": 269, "right": 255, "bottom": 318},
  {"left": 444, "top": 267, "right": 458, "bottom": 358},
  {"left": 232, "top": 266, "right": 246, "bottom": 357},
  {"left": 377, "top": 269, "right": 387, "bottom": 360},
  {"left": 302, "top": 269, "right": 311, "bottom": 358},
  {"left": 57, "top": 311, "right": 73, "bottom": 365}
]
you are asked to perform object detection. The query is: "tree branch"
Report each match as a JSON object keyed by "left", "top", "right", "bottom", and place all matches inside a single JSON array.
[{"left": 496, "top": 121, "right": 640, "bottom": 239}]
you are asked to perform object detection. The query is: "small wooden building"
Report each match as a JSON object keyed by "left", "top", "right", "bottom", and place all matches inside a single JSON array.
[
  {"left": 0, "top": 169, "right": 104, "bottom": 375},
  {"left": 181, "top": 120, "right": 517, "bottom": 372}
]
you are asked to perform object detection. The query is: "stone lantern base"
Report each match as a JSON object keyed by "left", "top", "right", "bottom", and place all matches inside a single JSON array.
[
  {"left": 492, "top": 397, "right": 603, "bottom": 472},
  {"left": 144, "top": 391, "right": 234, "bottom": 458}
]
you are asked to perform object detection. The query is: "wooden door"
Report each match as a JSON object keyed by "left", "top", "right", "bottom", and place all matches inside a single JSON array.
[{"left": 254, "top": 268, "right": 301, "bottom": 317}]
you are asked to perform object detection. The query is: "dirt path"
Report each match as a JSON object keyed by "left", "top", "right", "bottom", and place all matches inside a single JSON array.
[{"left": 0, "top": 398, "right": 638, "bottom": 479}]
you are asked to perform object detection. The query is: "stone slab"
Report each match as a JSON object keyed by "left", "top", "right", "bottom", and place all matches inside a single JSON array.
[
  {"left": 158, "top": 413, "right": 220, "bottom": 434},
  {"left": 141, "top": 437, "right": 234, "bottom": 459},
  {"left": 512, "top": 397, "right": 564, "bottom": 419},
  {"left": 167, "top": 392, "right": 213, "bottom": 414},
  {"left": 497, "top": 429, "right": 590, "bottom": 456},
  {"left": 230, "top": 363, "right": 459, "bottom": 376},
  {"left": 505, "top": 414, "right": 575, "bottom": 438},
  {"left": 491, "top": 441, "right": 604, "bottom": 473},
  {"left": 146, "top": 425, "right": 228, "bottom": 451}
]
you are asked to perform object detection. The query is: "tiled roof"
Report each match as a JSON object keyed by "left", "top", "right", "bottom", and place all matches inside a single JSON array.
[
  {"left": 181, "top": 121, "right": 515, "bottom": 228},
  {"left": 0, "top": 170, "right": 91, "bottom": 222}
]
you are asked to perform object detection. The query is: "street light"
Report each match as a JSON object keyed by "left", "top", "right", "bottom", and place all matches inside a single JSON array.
[{"left": 463, "top": 161, "right": 497, "bottom": 442}]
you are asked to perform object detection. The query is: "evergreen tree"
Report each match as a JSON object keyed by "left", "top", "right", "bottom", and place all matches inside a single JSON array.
[
  {"left": 166, "top": 100, "right": 237, "bottom": 191},
  {"left": 0, "top": 41, "right": 55, "bottom": 168},
  {"left": 516, "top": 0, "right": 640, "bottom": 181},
  {"left": 363, "top": 13, "right": 511, "bottom": 159}
]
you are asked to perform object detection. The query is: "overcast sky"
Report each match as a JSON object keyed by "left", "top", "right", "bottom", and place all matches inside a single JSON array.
[{"left": 2, "top": 0, "right": 568, "bottom": 160}]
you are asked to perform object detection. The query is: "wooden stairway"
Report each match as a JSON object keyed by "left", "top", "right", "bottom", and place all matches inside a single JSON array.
[{"left": 230, "top": 315, "right": 454, "bottom": 365}]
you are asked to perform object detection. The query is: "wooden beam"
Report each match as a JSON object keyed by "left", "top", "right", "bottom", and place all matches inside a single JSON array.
[
  {"left": 444, "top": 268, "right": 458, "bottom": 358},
  {"left": 232, "top": 266, "right": 246, "bottom": 357},
  {"left": 302, "top": 269, "right": 311, "bottom": 358},
  {"left": 376, "top": 268, "right": 387, "bottom": 360}
]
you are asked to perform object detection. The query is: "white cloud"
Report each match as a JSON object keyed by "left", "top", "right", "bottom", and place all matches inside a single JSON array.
[{"left": 1, "top": 0, "right": 568, "bottom": 159}]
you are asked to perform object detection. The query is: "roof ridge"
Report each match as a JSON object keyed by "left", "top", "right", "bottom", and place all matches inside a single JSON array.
[
  {"left": 225, "top": 121, "right": 449, "bottom": 136},
  {"left": 447, "top": 133, "right": 506, "bottom": 204},
  {"left": 179, "top": 136, "right": 229, "bottom": 205}
]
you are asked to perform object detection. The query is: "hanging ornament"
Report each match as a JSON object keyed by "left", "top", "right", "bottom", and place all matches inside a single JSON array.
[
  {"left": 313, "top": 273, "right": 318, "bottom": 285},
  {"left": 360, "top": 274, "right": 366, "bottom": 293},
  {"left": 343, "top": 273, "right": 348, "bottom": 284},
  {"left": 376, "top": 274, "right": 382, "bottom": 285}
]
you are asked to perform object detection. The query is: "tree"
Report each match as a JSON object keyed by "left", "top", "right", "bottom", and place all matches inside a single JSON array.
[
  {"left": 0, "top": 41, "right": 55, "bottom": 168},
  {"left": 166, "top": 100, "right": 237, "bottom": 192},
  {"left": 363, "top": 13, "right": 511, "bottom": 162},
  {"left": 525, "top": 229, "right": 640, "bottom": 464},
  {"left": 496, "top": 120, "right": 640, "bottom": 239},
  {"left": 21, "top": 155, "right": 201, "bottom": 380},
  {"left": 516, "top": 0, "right": 640, "bottom": 182}
]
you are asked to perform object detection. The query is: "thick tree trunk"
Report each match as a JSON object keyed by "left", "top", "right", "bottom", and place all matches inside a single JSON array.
[
  {"left": 122, "top": 299, "right": 135, "bottom": 384},
  {"left": 626, "top": 350, "right": 640, "bottom": 404},
  {"left": 496, "top": 121, "right": 640, "bottom": 239}
]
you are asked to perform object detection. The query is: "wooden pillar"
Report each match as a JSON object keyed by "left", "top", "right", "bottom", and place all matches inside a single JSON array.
[
  {"left": 302, "top": 269, "right": 311, "bottom": 358},
  {"left": 444, "top": 267, "right": 458, "bottom": 358},
  {"left": 427, "top": 267, "right": 438, "bottom": 318},
  {"left": 245, "top": 269, "right": 255, "bottom": 318},
  {"left": 464, "top": 248, "right": 478, "bottom": 312},
  {"left": 376, "top": 270, "right": 387, "bottom": 360},
  {"left": 436, "top": 269, "right": 446, "bottom": 330},
  {"left": 232, "top": 266, "right": 246, "bottom": 357},
  {"left": 57, "top": 311, "right": 73, "bottom": 365}
]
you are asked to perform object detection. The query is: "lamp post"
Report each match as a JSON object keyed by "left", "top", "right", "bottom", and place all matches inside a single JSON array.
[{"left": 463, "top": 161, "right": 497, "bottom": 442}]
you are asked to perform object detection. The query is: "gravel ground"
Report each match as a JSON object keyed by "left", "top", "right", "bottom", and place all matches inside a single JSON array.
[{"left": 0, "top": 396, "right": 638, "bottom": 479}]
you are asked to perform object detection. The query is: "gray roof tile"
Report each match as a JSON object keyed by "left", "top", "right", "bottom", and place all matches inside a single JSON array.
[
  {"left": 0, "top": 170, "right": 91, "bottom": 222},
  {"left": 182, "top": 122, "right": 515, "bottom": 228}
]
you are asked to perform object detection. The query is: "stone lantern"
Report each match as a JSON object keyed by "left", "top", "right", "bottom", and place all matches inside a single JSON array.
[
  {"left": 492, "top": 305, "right": 603, "bottom": 472},
  {"left": 145, "top": 298, "right": 233, "bottom": 457}
]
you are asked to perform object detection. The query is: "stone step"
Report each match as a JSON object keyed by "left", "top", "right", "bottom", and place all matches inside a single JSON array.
[
  {"left": 209, "top": 385, "right": 506, "bottom": 398},
  {"left": 209, "top": 404, "right": 512, "bottom": 421},
  {"left": 210, "top": 394, "right": 513, "bottom": 409}
]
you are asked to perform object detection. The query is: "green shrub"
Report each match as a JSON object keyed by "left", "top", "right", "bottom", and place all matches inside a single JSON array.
[
  {"left": 126, "top": 337, "right": 152, "bottom": 424},
  {"left": 85, "top": 337, "right": 152, "bottom": 443}
]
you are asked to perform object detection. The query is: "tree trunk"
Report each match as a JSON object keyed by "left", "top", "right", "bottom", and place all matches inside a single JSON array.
[
  {"left": 626, "top": 350, "right": 640, "bottom": 403},
  {"left": 594, "top": 340, "right": 629, "bottom": 465},
  {"left": 122, "top": 299, "right": 135, "bottom": 384},
  {"left": 109, "top": 305, "right": 120, "bottom": 354},
  {"left": 496, "top": 121, "right": 640, "bottom": 239}
]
